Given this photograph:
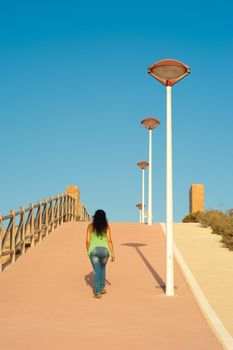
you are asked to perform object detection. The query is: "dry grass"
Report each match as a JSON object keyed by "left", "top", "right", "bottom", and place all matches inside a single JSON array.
[{"left": 183, "top": 209, "right": 233, "bottom": 251}]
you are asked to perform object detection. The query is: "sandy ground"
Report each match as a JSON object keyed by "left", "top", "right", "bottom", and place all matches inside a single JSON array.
[
  {"left": 173, "top": 223, "right": 233, "bottom": 336},
  {"left": 0, "top": 222, "right": 223, "bottom": 350}
]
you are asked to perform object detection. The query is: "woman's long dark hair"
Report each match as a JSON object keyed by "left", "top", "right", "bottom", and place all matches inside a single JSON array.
[{"left": 92, "top": 210, "right": 108, "bottom": 237}]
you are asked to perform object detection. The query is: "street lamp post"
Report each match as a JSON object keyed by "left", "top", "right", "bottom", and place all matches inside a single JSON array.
[
  {"left": 141, "top": 118, "right": 160, "bottom": 226},
  {"left": 148, "top": 59, "right": 190, "bottom": 296},
  {"left": 136, "top": 203, "right": 142, "bottom": 223},
  {"left": 137, "top": 161, "right": 149, "bottom": 223}
]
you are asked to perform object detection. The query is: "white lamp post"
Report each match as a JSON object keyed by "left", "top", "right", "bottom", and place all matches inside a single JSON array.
[
  {"left": 148, "top": 59, "right": 190, "bottom": 296},
  {"left": 141, "top": 118, "right": 160, "bottom": 226},
  {"left": 136, "top": 203, "right": 142, "bottom": 223},
  {"left": 137, "top": 161, "right": 149, "bottom": 223}
]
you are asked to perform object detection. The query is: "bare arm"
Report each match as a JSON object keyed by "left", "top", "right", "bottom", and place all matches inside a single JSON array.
[
  {"left": 106, "top": 226, "right": 115, "bottom": 262},
  {"left": 86, "top": 224, "right": 92, "bottom": 253}
]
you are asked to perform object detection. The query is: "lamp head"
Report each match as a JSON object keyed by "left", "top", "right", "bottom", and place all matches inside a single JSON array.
[
  {"left": 148, "top": 59, "right": 190, "bottom": 86},
  {"left": 137, "top": 161, "right": 149, "bottom": 170},
  {"left": 141, "top": 117, "right": 160, "bottom": 130}
]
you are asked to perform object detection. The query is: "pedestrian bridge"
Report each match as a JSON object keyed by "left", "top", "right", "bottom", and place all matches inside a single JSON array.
[{"left": 0, "top": 208, "right": 224, "bottom": 349}]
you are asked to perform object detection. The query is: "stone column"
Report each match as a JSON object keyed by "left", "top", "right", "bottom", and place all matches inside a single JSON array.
[
  {"left": 66, "top": 186, "right": 80, "bottom": 221},
  {"left": 189, "top": 184, "right": 204, "bottom": 213}
]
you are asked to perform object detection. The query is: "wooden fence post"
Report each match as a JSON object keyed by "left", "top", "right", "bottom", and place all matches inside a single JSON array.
[
  {"left": 70, "top": 197, "right": 73, "bottom": 222},
  {"left": 10, "top": 210, "right": 16, "bottom": 263},
  {"left": 50, "top": 196, "right": 54, "bottom": 232},
  {"left": 60, "top": 194, "right": 64, "bottom": 225},
  {"left": 71, "top": 197, "right": 73, "bottom": 221},
  {"left": 20, "top": 207, "right": 26, "bottom": 255},
  {"left": 38, "top": 201, "right": 42, "bottom": 242},
  {"left": 68, "top": 196, "right": 70, "bottom": 221},
  {"left": 64, "top": 194, "right": 67, "bottom": 222},
  {"left": 45, "top": 199, "right": 48, "bottom": 236},
  {"left": 69, "top": 196, "right": 71, "bottom": 221},
  {"left": 0, "top": 213, "right": 3, "bottom": 272},
  {"left": 56, "top": 195, "right": 59, "bottom": 227},
  {"left": 30, "top": 204, "right": 35, "bottom": 247},
  {"left": 72, "top": 198, "right": 75, "bottom": 221}
]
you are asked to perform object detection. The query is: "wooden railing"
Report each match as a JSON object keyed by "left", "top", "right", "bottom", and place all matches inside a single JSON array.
[
  {"left": 78, "top": 201, "right": 92, "bottom": 222},
  {"left": 0, "top": 193, "right": 91, "bottom": 272}
]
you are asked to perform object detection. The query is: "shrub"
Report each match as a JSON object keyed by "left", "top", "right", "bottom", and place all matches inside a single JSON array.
[
  {"left": 226, "top": 208, "right": 233, "bottom": 217},
  {"left": 182, "top": 212, "right": 201, "bottom": 223},
  {"left": 198, "top": 210, "right": 225, "bottom": 228},
  {"left": 221, "top": 229, "right": 233, "bottom": 250},
  {"left": 211, "top": 216, "right": 233, "bottom": 250},
  {"left": 211, "top": 215, "right": 232, "bottom": 235},
  {"left": 182, "top": 209, "right": 233, "bottom": 250}
]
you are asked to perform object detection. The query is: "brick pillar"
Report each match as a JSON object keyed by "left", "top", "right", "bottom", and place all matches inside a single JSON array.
[
  {"left": 189, "top": 184, "right": 204, "bottom": 213},
  {"left": 66, "top": 186, "right": 80, "bottom": 221}
]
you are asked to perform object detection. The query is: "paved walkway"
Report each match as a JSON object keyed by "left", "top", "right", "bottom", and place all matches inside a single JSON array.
[
  {"left": 0, "top": 222, "right": 224, "bottom": 350},
  {"left": 173, "top": 223, "right": 233, "bottom": 337}
]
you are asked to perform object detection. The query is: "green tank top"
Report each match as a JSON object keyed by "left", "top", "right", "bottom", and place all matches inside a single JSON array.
[{"left": 88, "top": 231, "right": 110, "bottom": 256}]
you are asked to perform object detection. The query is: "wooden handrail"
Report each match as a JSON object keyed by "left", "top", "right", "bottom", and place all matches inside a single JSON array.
[{"left": 0, "top": 192, "right": 91, "bottom": 272}]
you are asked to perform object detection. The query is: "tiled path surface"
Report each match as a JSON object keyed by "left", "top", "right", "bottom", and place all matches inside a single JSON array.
[{"left": 0, "top": 222, "right": 223, "bottom": 350}]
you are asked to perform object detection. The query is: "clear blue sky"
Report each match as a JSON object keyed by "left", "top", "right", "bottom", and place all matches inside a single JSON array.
[{"left": 0, "top": 0, "right": 232, "bottom": 222}]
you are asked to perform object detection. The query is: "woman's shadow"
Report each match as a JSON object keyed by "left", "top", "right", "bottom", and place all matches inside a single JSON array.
[
  {"left": 84, "top": 271, "right": 94, "bottom": 289},
  {"left": 84, "top": 271, "right": 111, "bottom": 292}
]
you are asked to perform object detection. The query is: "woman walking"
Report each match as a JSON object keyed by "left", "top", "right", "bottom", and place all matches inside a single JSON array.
[{"left": 86, "top": 210, "right": 115, "bottom": 298}]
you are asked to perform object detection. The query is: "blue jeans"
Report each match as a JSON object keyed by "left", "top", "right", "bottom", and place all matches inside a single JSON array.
[{"left": 90, "top": 247, "right": 110, "bottom": 294}]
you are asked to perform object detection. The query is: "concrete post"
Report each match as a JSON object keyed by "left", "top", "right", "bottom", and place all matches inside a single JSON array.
[
  {"left": 66, "top": 186, "right": 80, "bottom": 221},
  {"left": 189, "top": 184, "right": 205, "bottom": 213}
]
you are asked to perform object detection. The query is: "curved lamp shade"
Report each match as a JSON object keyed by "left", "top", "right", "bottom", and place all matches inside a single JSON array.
[
  {"left": 136, "top": 203, "right": 142, "bottom": 210},
  {"left": 141, "top": 117, "right": 160, "bottom": 130},
  {"left": 148, "top": 59, "right": 190, "bottom": 86},
  {"left": 137, "top": 161, "right": 149, "bottom": 170}
]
